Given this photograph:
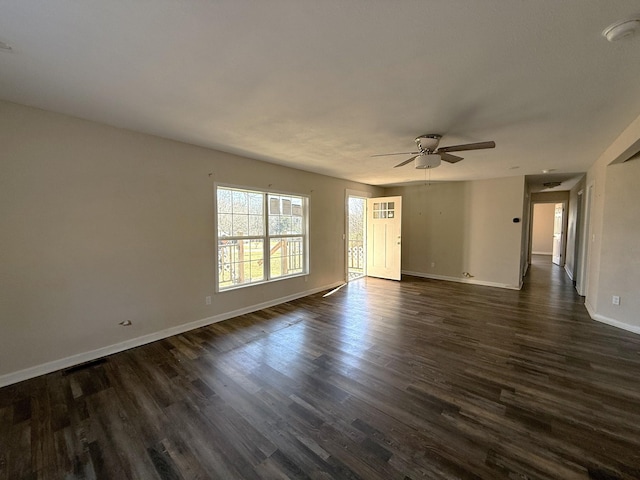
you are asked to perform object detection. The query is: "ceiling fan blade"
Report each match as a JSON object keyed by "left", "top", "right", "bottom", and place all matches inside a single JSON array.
[
  {"left": 440, "top": 152, "right": 464, "bottom": 163},
  {"left": 372, "top": 151, "right": 420, "bottom": 157},
  {"left": 437, "top": 141, "right": 495, "bottom": 153},
  {"left": 394, "top": 155, "right": 419, "bottom": 168}
]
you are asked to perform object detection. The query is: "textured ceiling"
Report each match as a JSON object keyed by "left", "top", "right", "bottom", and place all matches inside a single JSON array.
[{"left": 1, "top": 1, "right": 640, "bottom": 186}]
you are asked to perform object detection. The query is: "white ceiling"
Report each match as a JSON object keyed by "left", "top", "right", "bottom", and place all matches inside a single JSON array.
[{"left": 2, "top": 1, "right": 640, "bottom": 187}]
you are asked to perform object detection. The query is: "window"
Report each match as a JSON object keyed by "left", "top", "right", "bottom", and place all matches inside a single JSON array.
[
  {"left": 372, "top": 201, "right": 395, "bottom": 219},
  {"left": 216, "top": 186, "right": 308, "bottom": 291}
]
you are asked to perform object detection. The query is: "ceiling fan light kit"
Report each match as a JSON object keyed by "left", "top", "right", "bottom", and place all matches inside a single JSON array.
[{"left": 415, "top": 154, "right": 441, "bottom": 169}]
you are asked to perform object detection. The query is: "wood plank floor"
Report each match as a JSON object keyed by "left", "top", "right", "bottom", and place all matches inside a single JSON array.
[{"left": 2, "top": 256, "right": 640, "bottom": 479}]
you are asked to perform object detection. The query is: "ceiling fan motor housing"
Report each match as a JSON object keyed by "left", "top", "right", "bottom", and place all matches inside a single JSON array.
[{"left": 415, "top": 134, "right": 442, "bottom": 152}]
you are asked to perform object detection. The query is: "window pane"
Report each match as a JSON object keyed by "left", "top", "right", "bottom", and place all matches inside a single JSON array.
[
  {"left": 292, "top": 216, "right": 303, "bottom": 234},
  {"left": 232, "top": 214, "right": 248, "bottom": 237},
  {"left": 217, "top": 188, "right": 232, "bottom": 213},
  {"left": 232, "top": 190, "right": 248, "bottom": 214},
  {"left": 270, "top": 237, "right": 304, "bottom": 279},
  {"left": 269, "top": 215, "right": 284, "bottom": 235},
  {"left": 270, "top": 257, "right": 282, "bottom": 278},
  {"left": 269, "top": 197, "right": 280, "bottom": 214},
  {"left": 268, "top": 194, "right": 304, "bottom": 236},
  {"left": 218, "top": 239, "right": 264, "bottom": 289},
  {"left": 248, "top": 193, "right": 263, "bottom": 215},
  {"left": 292, "top": 198, "right": 303, "bottom": 216},
  {"left": 218, "top": 213, "right": 232, "bottom": 237},
  {"left": 248, "top": 214, "right": 264, "bottom": 236},
  {"left": 281, "top": 198, "right": 292, "bottom": 215}
]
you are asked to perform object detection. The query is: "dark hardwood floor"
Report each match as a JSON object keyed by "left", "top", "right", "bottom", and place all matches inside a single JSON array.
[{"left": 2, "top": 255, "right": 640, "bottom": 479}]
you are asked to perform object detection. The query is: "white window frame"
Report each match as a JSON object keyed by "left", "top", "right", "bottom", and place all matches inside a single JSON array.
[{"left": 215, "top": 184, "right": 309, "bottom": 292}]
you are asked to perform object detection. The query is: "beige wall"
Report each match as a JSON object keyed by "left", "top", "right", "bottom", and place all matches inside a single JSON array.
[
  {"left": 594, "top": 159, "right": 640, "bottom": 326},
  {"left": 531, "top": 203, "right": 555, "bottom": 255},
  {"left": 0, "top": 101, "right": 382, "bottom": 380},
  {"left": 385, "top": 176, "right": 525, "bottom": 289},
  {"left": 531, "top": 191, "right": 570, "bottom": 204},
  {"left": 585, "top": 111, "right": 640, "bottom": 332}
]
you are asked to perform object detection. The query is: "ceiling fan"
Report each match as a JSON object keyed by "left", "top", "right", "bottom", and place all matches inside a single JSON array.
[{"left": 372, "top": 134, "right": 496, "bottom": 169}]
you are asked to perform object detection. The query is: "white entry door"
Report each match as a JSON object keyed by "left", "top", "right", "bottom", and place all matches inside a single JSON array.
[
  {"left": 366, "top": 196, "right": 402, "bottom": 280},
  {"left": 552, "top": 202, "right": 564, "bottom": 266}
]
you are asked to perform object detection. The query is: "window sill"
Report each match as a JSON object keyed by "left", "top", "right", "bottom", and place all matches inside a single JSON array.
[{"left": 217, "top": 272, "right": 308, "bottom": 293}]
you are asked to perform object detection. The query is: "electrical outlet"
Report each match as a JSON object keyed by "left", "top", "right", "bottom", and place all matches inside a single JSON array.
[
  {"left": 612, "top": 295, "right": 620, "bottom": 306},
  {"left": 431, "top": 262, "right": 435, "bottom": 268},
  {"left": 205, "top": 296, "right": 211, "bottom": 305}
]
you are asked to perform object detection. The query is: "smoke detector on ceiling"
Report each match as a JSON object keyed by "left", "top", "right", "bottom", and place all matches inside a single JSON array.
[{"left": 602, "top": 17, "right": 640, "bottom": 42}]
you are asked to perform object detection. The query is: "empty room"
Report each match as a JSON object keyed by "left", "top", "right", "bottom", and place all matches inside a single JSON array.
[{"left": 2, "top": 2, "right": 640, "bottom": 479}]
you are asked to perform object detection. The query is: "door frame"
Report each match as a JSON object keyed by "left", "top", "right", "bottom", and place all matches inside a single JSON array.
[
  {"left": 552, "top": 202, "right": 564, "bottom": 266},
  {"left": 576, "top": 184, "right": 593, "bottom": 296},
  {"left": 345, "top": 189, "right": 372, "bottom": 282},
  {"left": 528, "top": 199, "right": 568, "bottom": 266}
]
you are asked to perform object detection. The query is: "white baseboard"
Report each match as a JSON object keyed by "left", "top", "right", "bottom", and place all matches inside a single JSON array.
[
  {"left": 585, "top": 301, "right": 640, "bottom": 335},
  {"left": 564, "top": 265, "right": 574, "bottom": 280},
  {"left": 0, "top": 282, "right": 342, "bottom": 388},
  {"left": 402, "top": 270, "right": 521, "bottom": 290},
  {"left": 532, "top": 252, "right": 552, "bottom": 255}
]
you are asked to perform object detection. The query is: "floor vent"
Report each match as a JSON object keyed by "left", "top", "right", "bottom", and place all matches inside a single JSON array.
[{"left": 62, "top": 358, "right": 107, "bottom": 375}]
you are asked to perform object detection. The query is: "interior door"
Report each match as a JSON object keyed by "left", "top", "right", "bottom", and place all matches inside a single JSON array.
[
  {"left": 552, "top": 202, "right": 564, "bottom": 265},
  {"left": 366, "top": 196, "right": 402, "bottom": 280}
]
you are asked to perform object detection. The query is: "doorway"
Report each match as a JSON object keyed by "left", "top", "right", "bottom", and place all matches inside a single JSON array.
[
  {"left": 530, "top": 201, "right": 567, "bottom": 267},
  {"left": 532, "top": 203, "right": 556, "bottom": 258},
  {"left": 552, "top": 202, "right": 564, "bottom": 266},
  {"left": 346, "top": 193, "right": 403, "bottom": 282},
  {"left": 347, "top": 195, "right": 366, "bottom": 280},
  {"left": 366, "top": 196, "right": 402, "bottom": 281}
]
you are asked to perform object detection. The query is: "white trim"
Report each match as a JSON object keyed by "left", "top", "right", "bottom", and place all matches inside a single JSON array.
[
  {"left": 0, "top": 282, "right": 342, "bottom": 388},
  {"left": 345, "top": 189, "right": 371, "bottom": 282},
  {"left": 564, "top": 265, "right": 574, "bottom": 281},
  {"left": 585, "top": 302, "right": 640, "bottom": 335},
  {"left": 577, "top": 183, "right": 593, "bottom": 297},
  {"left": 402, "top": 270, "right": 521, "bottom": 290},
  {"left": 532, "top": 251, "right": 552, "bottom": 255}
]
